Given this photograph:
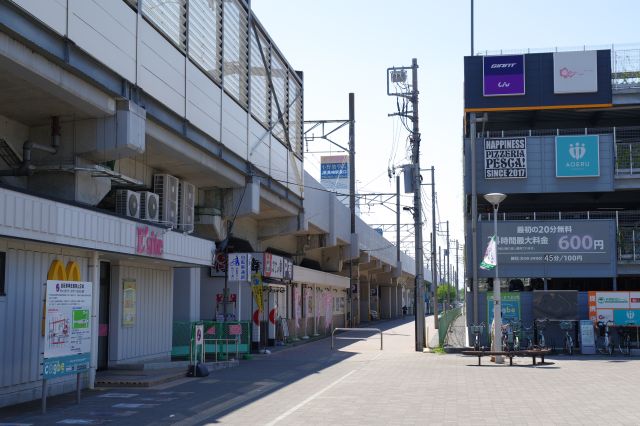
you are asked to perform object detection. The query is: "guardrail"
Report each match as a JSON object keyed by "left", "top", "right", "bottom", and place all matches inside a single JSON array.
[{"left": 331, "top": 328, "right": 383, "bottom": 350}]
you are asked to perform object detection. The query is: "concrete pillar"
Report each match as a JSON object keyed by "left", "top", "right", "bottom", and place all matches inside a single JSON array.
[
  {"left": 360, "top": 278, "right": 370, "bottom": 321},
  {"left": 173, "top": 267, "right": 200, "bottom": 321}
]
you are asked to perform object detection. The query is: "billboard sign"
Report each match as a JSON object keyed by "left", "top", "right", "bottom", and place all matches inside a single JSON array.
[
  {"left": 556, "top": 135, "right": 600, "bottom": 177},
  {"left": 320, "top": 155, "right": 349, "bottom": 180},
  {"left": 553, "top": 50, "right": 598, "bottom": 94},
  {"left": 483, "top": 55, "right": 525, "bottom": 96},
  {"left": 588, "top": 291, "right": 640, "bottom": 325},
  {"left": 478, "top": 220, "right": 615, "bottom": 277},
  {"left": 321, "top": 155, "right": 350, "bottom": 209},
  {"left": 484, "top": 137, "right": 527, "bottom": 179},
  {"left": 487, "top": 292, "right": 520, "bottom": 325}
]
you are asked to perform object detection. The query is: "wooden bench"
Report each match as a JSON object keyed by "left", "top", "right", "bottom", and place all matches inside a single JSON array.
[{"left": 462, "top": 349, "right": 552, "bottom": 366}]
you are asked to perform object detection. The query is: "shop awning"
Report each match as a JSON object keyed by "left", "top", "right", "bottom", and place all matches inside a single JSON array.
[{"left": 292, "top": 265, "right": 349, "bottom": 289}]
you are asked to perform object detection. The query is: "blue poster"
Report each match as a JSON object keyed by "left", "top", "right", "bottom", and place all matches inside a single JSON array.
[
  {"left": 487, "top": 292, "right": 521, "bottom": 325},
  {"left": 555, "top": 135, "right": 600, "bottom": 177}
]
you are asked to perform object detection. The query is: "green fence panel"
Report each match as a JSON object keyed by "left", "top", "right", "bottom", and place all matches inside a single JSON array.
[
  {"left": 439, "top": 308, "right": 462, "bottom": 346},
  {"left": 171, "top": 321, "right": 251, "bottom": 358}
]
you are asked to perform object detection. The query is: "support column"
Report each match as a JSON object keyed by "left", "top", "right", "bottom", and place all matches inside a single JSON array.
[{"left": 89, "top": 251, "right": 99, "bottom": 389}]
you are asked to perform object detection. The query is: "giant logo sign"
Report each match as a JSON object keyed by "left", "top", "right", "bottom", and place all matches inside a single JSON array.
[{"left": 483, "top": 55, "right": 525, "bottom": 96}]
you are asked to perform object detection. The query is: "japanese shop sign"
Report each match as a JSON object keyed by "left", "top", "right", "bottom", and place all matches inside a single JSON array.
[
  {"left": 136, "top": 225, "right": 164, "bottom": 256},
  {"left": 484, "top": 137, "right": 527, "bottom": 179},
  {"left": 228, "top": 253, "right": 250, "bottom": 281},
  {"left": 588, "top": 291, "right": 640, "bottom": 325}
]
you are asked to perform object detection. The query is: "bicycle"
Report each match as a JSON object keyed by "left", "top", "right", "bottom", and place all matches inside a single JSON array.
[
  {"left": 535, "top": 319, "right": 549, "bottom": 349},
  {"left": 510, "top": 320, "right": 522, "bottom": 351},
  {"left": 522, "top": 324, "right": 534, "bottom": 350},
  {"left": 560, "top": 320, "right": 574, "bottom": 355},
  {"left": 501, "top": 323, "right": 511, "bottom": 352},
  {"left": 616, "top": 325, "right": 631, "bottom": 356},
  {"left": 470, "top": 323, "right": 485, "bottom": 351},
  {"left": 596, "top": 320, "right": 614, "bottom": 356},
  {"left": 501, "top": 321, "right": 520, "bottom": 352}
]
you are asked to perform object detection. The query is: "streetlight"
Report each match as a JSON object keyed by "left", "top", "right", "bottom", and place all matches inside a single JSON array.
[{"left": 484, "top": 192, "right": 506, "bottom": 364}]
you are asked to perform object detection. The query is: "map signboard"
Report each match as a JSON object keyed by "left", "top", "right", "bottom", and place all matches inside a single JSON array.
[{"left": 44, "top": 280, "right": 92, "bottom": 379}]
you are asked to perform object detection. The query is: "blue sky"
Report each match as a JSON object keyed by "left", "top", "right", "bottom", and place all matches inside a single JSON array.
[{"left": 252, "top": 0, "right": 639, "bottom": 264}]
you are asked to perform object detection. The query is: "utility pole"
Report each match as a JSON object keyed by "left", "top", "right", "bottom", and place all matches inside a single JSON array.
[
  {"left": 387, "top": 59, "right": 424, "bottom": 351},
  {"left": 410, "top": 58, "right": 425, "bottom": 351},
  {"left": 446, "top": 220, "right": 450, "bottom": 309},
  {"left": 431, "top": 167, "right": 438, "bottom": 329},
  {"left": 456, "top": 239, "right": 460, "bottom": 302},
  {"left": 348, "top": 93, "right": 358, "bottom": 328}
]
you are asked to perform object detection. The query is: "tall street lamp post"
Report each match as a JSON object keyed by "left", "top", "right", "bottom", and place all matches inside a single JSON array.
[{"left": 484, "top": 192, "right": 506, "bottom": 364}]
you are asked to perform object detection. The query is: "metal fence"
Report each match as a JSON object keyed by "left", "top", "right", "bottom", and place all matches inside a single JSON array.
[{"left": 172, "top": 320, "right": 251, "bottom": 358}]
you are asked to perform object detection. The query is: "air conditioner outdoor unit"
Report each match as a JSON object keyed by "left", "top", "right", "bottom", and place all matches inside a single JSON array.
[
  {"left": 154, "top": 174, "right": 179, "bottom": 227},
  {"left": 115, "top": 189, "right": 140, "bottom": 219},
  {"left": 178, "top": 180, "right": 195, "bottom": 233},
  {"left": 139, "top": 191, "right": 159, "bottom": 222}
]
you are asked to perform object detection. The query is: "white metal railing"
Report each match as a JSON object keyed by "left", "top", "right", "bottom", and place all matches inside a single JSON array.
[{"left": 190, "top": 337, "right": 239, "bottom": 363}]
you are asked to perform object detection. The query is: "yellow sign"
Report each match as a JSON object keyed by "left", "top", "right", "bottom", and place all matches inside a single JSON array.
[
  {"left": 44, "top": 260, "right": 82, "bottom": 336},
  {"left": 251, "top": 273, "right": 264, "bottom": 311}
]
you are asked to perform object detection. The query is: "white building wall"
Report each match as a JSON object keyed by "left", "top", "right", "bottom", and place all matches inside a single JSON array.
[
  {"left": 68, "top": 0, "right": 137, "bottom": 82},
  {"left": 109, "top": 262, "right": 173, "bottom": 364},
  {"left": 0, "top": 239, "right": 89, "bottom": 408}
]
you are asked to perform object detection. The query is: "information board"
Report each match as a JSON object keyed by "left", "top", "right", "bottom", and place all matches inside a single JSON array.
[
  {"left": 44, "top": 280, "right": 92, "bottom": 379},
  {"left": 579, "top": 320, "right": 596, "bottom": 355}
]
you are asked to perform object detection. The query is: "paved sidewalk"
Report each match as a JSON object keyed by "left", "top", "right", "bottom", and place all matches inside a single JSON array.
[{"left": 2, "top": 317, "right": 640, "bottom": 425}]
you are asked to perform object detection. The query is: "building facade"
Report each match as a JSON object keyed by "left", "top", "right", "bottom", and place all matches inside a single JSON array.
[
  {"left": 0, "top": 0, "right": 420, "bottom": 408},
  {"left": 463, "top": 46, "right": 640, "bottom": 347}
]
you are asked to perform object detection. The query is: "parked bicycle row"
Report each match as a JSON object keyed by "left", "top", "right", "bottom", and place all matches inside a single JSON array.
[{"left": 469, "top": 319, "right": 638, "bottom": 356}]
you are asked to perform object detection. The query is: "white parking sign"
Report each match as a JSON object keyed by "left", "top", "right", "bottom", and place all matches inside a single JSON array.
[{"left": 195, "top": 324, "right": 204, "bottom": 346}]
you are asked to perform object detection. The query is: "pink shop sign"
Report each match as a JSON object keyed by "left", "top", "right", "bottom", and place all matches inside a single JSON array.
[{"left": 136, "top": 225, "right": 164, "bottom": 256}]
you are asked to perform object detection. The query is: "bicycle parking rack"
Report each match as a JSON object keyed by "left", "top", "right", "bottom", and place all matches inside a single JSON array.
[{"left": 331, "top": 328, "right": 383, "bottom": 350}]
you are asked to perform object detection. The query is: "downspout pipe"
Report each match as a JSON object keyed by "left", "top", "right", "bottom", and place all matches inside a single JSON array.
[{"left": 0, "top": 141, "right": 56, "bottom": 176}]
